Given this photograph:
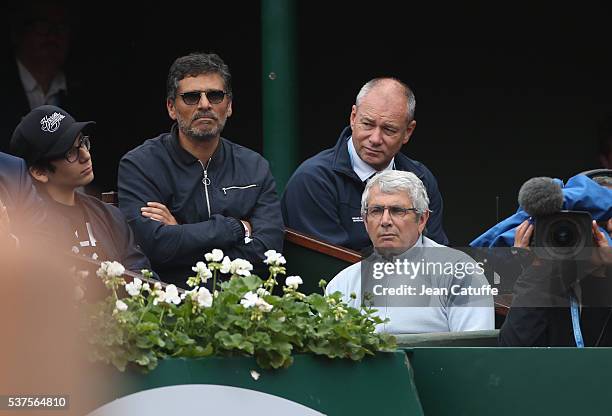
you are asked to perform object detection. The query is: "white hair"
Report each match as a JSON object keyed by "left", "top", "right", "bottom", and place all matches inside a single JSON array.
[{"left": 361, "top": 170, "right": 430, "bottom": 218}]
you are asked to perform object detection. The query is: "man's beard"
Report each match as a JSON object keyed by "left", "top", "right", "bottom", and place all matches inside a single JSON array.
[{"left": 177, "top": 111, "right": 227, "bottom": 142}]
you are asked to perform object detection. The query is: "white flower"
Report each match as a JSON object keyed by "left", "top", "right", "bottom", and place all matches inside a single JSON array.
[
  {"left": 195, "top": 287, "right": 213, "bottom": 308},
  {"left": 115, "top": 299, "right": 128, "bottom": 311},
  {"left": 256, "top": 287, "right": 270, "bottom": 297},
  {"left": 163, "top": 284, "right": 181, "bottom": 305},
  {"left": 191, "top": 261, "right": 206, "bottom": 274},
  {"left": 152, "top": 283, "right": 165, "bottom": 305},
  {"left": 96, "top": 260, "right": 125, "bottom": 278},
  {"left": 102, "top": 261, "right": 125, "bottom": 278},
  {"left": 205, "top": 249, "right": 224, "bottom": 262},
  {"left": 230, "top": 258, "right": 253, "bottom": 276},
  {"left": 191, "top": 261, "right": 213, "bottom": 283},
  {"left": 220, "top": 256, "right": 232, "bottom": 274},
  {"left": 125, "top": 277, "right": 143, "bottom": 297},
  {"left": 255, "top": 297, "right": 273, "bottom": 313},
  {"left": 285, "top": 275, "right": 303, "bottom": 289},
  {"left": 153, "top": 290, "right": 165, "bottom": 305},
  {"left": 250, "top": 370, "right": 260, "bottom": 381},
  {"left": 263, "top": 250, "right": 286, "bottom": 266},
  {"left": 240, "top": 291, "right": 259, "bottom": 308},
  {"left": 142, "top": 283, "right": 150, "bottom": 292}
]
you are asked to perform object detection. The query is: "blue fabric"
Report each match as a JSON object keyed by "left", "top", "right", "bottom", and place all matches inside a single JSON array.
[{"left": 470, "top": 175, "right": 612, "bottom": 247}]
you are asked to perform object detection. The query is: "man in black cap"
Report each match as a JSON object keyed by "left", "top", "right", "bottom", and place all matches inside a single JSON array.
[{"left": 10, "top": 105, "right": 150, "bottom": 273}]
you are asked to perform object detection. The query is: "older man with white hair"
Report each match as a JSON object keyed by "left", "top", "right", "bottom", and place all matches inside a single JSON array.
[{"left": 326, "top": 170, "right": 494, "bottom": 333}]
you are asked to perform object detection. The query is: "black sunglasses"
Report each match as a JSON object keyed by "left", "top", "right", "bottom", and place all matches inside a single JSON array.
[{"left": 178, "top": 90, "right": 228, "bottom": 105}]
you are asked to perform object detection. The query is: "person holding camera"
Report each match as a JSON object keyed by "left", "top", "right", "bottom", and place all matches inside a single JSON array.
[{"left": 499, "top": 177, "right": 612, "bottom": 347}]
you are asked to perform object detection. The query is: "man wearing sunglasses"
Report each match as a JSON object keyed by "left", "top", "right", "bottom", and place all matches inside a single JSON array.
[
  {"left": 282, "top": 77, "right": 447, "bottom": 252},
  {"left": 326, "top": 170, "right": 493, "bottom": 333},
  {"left": 118, "top": 52, "right": 284, "bottom": 286},
  {"left": 9, "top": 105, "right": 150, "bottom": 273}
]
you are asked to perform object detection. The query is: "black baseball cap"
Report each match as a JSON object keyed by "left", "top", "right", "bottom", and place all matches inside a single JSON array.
[{"left": 10, "top": 105, "right": 95, "bottom": 164}]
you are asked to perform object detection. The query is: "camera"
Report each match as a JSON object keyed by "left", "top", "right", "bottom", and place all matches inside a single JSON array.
[{"left": 532, "top": 210, "right": 593, "bottom": 260}]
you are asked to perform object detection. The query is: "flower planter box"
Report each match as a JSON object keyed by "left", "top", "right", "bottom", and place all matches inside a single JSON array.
[{"left": 89, "top": 351, "right": 423, "bottom": 415}]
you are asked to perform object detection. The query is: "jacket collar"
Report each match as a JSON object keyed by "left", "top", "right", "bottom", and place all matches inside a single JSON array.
[
  {"left": 331, "top": 126, "right": 361, "bottom": 182},
  {"left": 166, "top": 123, "right": 226, "bottom": 169}
]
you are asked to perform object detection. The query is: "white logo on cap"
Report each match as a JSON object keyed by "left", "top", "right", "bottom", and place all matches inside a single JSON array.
[{"left": 40, "top": 112, "right": 66, "bottom": 133}]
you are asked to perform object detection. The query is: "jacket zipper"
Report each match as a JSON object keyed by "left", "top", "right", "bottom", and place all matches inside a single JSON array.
[
  {"left": 222, "top": 184, "right": 257, "bottom": 195},
  {"left": 199, "top": 158, "right": 212, "bottom": 218}
]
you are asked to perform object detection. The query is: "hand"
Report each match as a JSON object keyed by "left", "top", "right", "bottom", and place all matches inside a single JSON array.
[
  {"left": 240, "top": 220, "right": 252, "bottom": 236},
  {"left": 514, "top": 220, "right": 534, "bottom": 249},
  {"left": 590, "top": 220, "right": 612, "bottom": 267},
  {"left": 592, "top": 220, "right": 610, "bottom": 248},
  {"left": 141, "top": 202, "right": 178, "bottom": 225}
]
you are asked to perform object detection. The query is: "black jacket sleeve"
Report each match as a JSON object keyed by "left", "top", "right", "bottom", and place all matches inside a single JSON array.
[
  {"left": 118, "top": 156, "right": 245, "bottom": 265},
  {"left": 1, "top": 156, "right": 46, "bottom": 241},
  {"left": 105, "top": 204, "right": 152, "bottom": 274},
  {"left": 282, "top": 166, "right": 352, "bottom": 247},
  {"left": 225, "top": 159, "right": 284, "bottom": 268},
  {"left": 118, "top": 152, "right": 282, "bottom": 270}
]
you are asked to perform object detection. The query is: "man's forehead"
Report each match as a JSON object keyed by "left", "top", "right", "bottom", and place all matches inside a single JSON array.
[
  {"left": 356, "top": 96, "right": 408, "bottom": 124},
  {"left": 368, "top": 187, "right": 412, "bottom": 204},
  {"left": 179, "top": 73, "right": 225, "bottom": 89}
]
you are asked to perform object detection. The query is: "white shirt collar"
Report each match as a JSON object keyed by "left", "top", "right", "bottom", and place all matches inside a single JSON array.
[
  {"left": 347, "top": 136, "right": 394, "bottom": 182},
  {"left": 17, "top": 59, "right": 38, "bottom": 93},
  {"left": 16, "top": 59, "right": 67, "bottom": 107}
]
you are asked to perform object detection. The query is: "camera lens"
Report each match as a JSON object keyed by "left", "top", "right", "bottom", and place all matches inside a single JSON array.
[
  {"left": 551, "top": 222, "right": 577, "bottom": 247},
  {"left": 533, "top": 211, "right": 593, "bottom": 260}
]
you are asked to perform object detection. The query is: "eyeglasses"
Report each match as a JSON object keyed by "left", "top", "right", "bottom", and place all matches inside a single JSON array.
[
  {"left": 178, "top": 90, "right": 228, "bottom": 105},
  {"left": 365, "top": 205, "right": 418, "bottom": 219},
  {"left": 65, "top": 136, "right": 91, "bottom": 163}
]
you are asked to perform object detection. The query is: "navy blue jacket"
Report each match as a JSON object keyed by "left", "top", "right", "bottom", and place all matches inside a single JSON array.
[
  {"left": 0, "top": 152, "right": 45, "bottom": 238},
  {"left": 282, "top": 127, "right": 448, "bottom": 251},
  {"left": 118, "top": 125, "right": 284, "bottom": 285}
]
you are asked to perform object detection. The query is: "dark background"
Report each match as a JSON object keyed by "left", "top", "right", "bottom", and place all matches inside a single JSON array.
[{"left": 2, "top": 1, "right": 611, "bottom": 245}]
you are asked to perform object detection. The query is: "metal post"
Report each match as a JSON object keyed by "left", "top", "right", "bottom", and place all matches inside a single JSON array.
[{"left": 261, "top": 0, "right": 298, "bottom": 194}]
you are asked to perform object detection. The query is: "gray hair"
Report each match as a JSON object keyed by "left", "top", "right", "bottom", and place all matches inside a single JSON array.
[
  {"left": 355, "top": 78, "right": 416, "bottom": 122},
  {"left": 166, "top": 52, "right": 232, "bottom": 101},
  {"left": 361, "top": 170, "right": 430, "bottom": 218},
  {"left": 593, "top": 175, "right": 612, "bottom": 188}
]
